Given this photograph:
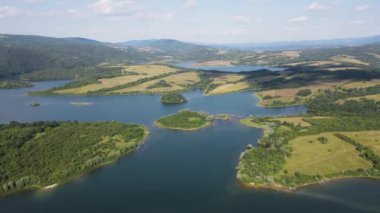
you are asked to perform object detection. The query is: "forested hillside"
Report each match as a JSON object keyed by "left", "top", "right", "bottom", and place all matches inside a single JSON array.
[
  {"left": 119, "top": 39, "right": 230, "bottom": 61},
  {"left": 0, "top": 34, "right": 146, "bottom": 78}
]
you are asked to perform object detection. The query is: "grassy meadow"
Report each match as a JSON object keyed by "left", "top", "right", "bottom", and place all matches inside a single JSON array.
[
  {"left": 341, "top": 131, "right": 380, "bottom": 156},
  {"left": 283, "top": 133, "right": 373, "bottom": 176}
]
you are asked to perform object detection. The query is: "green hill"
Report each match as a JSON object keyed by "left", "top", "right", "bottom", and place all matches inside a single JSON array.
[{"left": 0, "top": 34, "right": 146, "bottom": 78}]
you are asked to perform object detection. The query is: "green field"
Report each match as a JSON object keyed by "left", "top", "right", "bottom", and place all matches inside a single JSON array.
[
  {"left": 237, "top": 114, "right": 380, "bottom": 189},
  {"left": 341, "top": 131, "right": 380, "bottom": 156},
  {"left": 283, "top": 133, "right": 372, "bottom": 176}
]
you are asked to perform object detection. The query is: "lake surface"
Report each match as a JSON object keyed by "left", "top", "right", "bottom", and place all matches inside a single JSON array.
[
  {"left": 1, "top": 81, "right": 380, "bottom": 213},
  {"left": 174, "top": 61, "right": 285, "bottom": 72}
]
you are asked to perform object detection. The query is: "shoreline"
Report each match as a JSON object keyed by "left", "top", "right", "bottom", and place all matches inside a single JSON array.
[
  {"left": 43, "top": 183, "right": 58, "bottom": 190},
  {"left": 154, "top": 120, "right": 213, "bottom": 131},
  {"left": 154, "top": 113, "right": 242, "bottom": 131},
  {"left": 240, "top": 117, "right": 273, "bottom": 138}
]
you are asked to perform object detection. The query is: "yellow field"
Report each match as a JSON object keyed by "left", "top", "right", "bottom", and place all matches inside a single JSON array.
[
  {"left": 123, "top": 65, "right": 178, "bottom": 74},
  {"left": 54, "top": 65, "right": 179, "bottom": 94},
  {"left": 270, "top": 116, "right": 331, "bottom": 127},
  {"left": 341, "top": 131, "right": 380, "bottom": 156},
  {"left": 207, "top": 81, "right": 250, "bottom": 95},
  {"left": 309, "top": 61, "right": 341, "bottom": 66},
  {"left": 284, "top": 133, "right": 372, "bottom": 176},
  {"left": 330, "top": 55, "right": 369, "bottom": 66},
  {"left": 326, "top": 67, "right": 362, "bottom": 71},
  {"left": 162, "top": 71, "right": 200, "bottom": 86},
  {"left": 205, "top": 73, "right": 248, "bottom": 95},
  {"left": 257, "top": 81, "right": 346, "bottom": 106},
  {"left": 109, "top": 71, "right": 200, "bottom": 94},
  {"left": 360, "top": 94, "right": 380, "bottom": 101},
  {"left": 338, "top": 93, "right": 380, "bottom": 104},
  {"left": 110, "top": 80, "right": 183, "bottom": 94},
  {"left": 211, "top": 74, "right": 246, "bottom": 84},
  {"left": 341, "top": 79, "right": 380, "bottom": 89}
]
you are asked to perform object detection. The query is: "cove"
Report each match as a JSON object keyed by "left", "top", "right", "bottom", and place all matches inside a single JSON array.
[{"left": 0, "top": 81, "right": 380, "bottom": 213}]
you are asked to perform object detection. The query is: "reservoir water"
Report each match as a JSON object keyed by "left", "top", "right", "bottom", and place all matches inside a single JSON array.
[
  {"left": 0, "top": 81, "right": 379, "bottom": 213},
  {"left": 173, "top": 61, "right": 285, "bottom": 72}
]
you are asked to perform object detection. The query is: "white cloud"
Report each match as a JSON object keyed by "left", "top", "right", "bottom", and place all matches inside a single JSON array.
[
  {"left": 88, "top": 0, "right": 135, "bottom": 16},
  {"left": 286, "top": 27, "right": 299, "bottom": 32},
  {"left": 23, "top": 0, "right": 44, "bottom": 3},
  {"left": 307, "top": 2, "right": 331, "bottom": 10},
  {"left": 350, "top": 20, "right": 365, "bottom": 25},
  {"left": 231, "top": 15, "right": 251, "bottom": 23},
  {"left": 0, "top": 6, "right": 18, "bottom": 18},
  {"left": 39, "top": 10, "right": 56, "bottom": 17},
  {"left": 248, "top": 0, "right": 270, "bottom": 4},
  {"left": 183, "top": 0, "right": 197, "bottom": 9},
  {"left": 221, "top": 29, "right": 249, "bottom": 36},
  {"left": 88, "top": 0, "right": 174, "bottom": 21},
  {"left": 288, "top": 16, "right": 307, "bottom": 23},
  {"left": 66, "top": 9, "right": 86, "bottom": 18},
  {"left": 356, "top": 4, "right": 371, "bottom": 12},
  {"left": 132, "top": 11, "right": 175, "bottom": 21}
]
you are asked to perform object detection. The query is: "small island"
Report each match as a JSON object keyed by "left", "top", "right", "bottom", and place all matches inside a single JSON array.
[
  {"left": 30, "top": 102, "right": 41, "bottom": 107},
  {"left": 160, "top": 93, "right": 187, "bottom": 104},
  {"left": 155, "top": 110, "right": 213, "bottom": 130},
  {"left": 0, "top": 121, "right": 149, "bottom": 196}
]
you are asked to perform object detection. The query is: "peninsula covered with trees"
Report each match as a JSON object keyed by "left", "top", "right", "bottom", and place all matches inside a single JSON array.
[
  {"left": 0, "top": 121, "right": 148, "bottom": 195},
  {"left": 237, "top": 87, "right": 380, "bottom": 190}
]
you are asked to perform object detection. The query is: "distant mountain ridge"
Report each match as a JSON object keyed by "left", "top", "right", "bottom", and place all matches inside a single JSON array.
[
  {"left": 64, "top": 37, "right": 102, "bottom": 44},
  {"left": 116, "top": 35, "right": 380, "bottom": 51},
  {"left": 0, "top": 33, "right": 380, "bottom": 78},
  {"left": 117, "top": 38, "right": 224, "bottom": 61},
  {"left": 117, "top": 39, "right": 214, "bottom": 53},
  {"left": 224, "top": 35, "right": 380, "bottom": 51}
]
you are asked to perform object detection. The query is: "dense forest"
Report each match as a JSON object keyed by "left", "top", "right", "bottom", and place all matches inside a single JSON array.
[
  {"left": 156, "top": 110, "right": 212, "bottom": 130},
  {"left": 0, "top": 34, "right": 148, "bottom": 78},
  {"left": 21, "top": 66, "right": 124, "bottom": 81},
  {"left": 307, "top": 86, "right": 380, "bottom": 116},
  {"left": 0, "top": 121, "right": 148, "bottom": 195},
  {"left": 160, "top": 93, "right": 187, "bottom": 104}
]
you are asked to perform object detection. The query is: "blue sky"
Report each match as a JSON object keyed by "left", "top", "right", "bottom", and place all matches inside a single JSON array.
[{"left": 0, "top": 0, "right": 379, "bottom": 43}]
